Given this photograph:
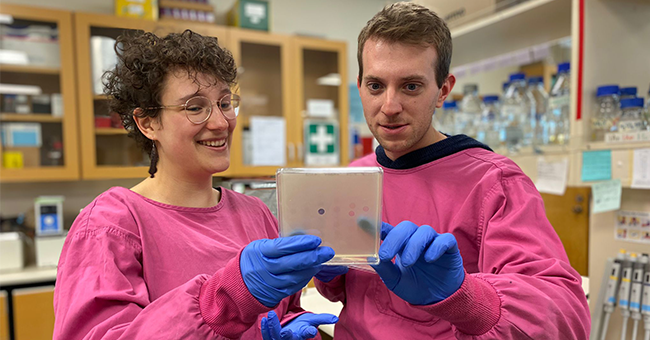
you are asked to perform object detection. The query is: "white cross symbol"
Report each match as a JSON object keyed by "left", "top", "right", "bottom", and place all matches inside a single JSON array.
[{"left": 310, "top": 125, "right": 334, "bottom": 153}]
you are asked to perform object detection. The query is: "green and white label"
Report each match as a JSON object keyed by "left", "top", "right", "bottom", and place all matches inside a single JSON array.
[{"left": 304, "top": 120, "right": 339, "bottom": 165}]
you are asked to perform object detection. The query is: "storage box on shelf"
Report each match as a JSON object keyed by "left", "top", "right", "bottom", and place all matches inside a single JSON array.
[{"left": 0, "top": 4, "right": 79, "bottom": 182}]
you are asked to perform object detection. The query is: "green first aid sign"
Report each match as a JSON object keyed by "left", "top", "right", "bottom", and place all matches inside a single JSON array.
[{"left": 304, "top": 120, "right": 339, "bottom": 165}]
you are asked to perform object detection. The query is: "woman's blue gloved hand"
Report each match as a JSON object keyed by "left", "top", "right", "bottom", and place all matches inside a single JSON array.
[
  {"left": 261, "top": 311, "right": 338, "bottom": 340},
  {"left": 370, "top": 221, "right": 465, "bottom": 305},
  {"left": 241, "top": 235, "right": 335, "bottom": 307},
  {"left": 314, "top": 265, "right": 348, "bottom": 283}
]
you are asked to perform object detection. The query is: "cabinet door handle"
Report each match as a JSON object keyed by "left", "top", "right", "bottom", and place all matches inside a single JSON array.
[
  {"left": 287, "top": 143, "right": 295, "bottom": 162},
  {"left": 297, "top": 143, "right": 304, "bottom": 162},
  {"left": 572, "top": 205, "right": 583, "bottom": 214}
]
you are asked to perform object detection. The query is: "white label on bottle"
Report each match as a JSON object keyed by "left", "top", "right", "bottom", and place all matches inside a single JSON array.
[{"left": 618, "top": 120, "right": 644, "bottom": 132}]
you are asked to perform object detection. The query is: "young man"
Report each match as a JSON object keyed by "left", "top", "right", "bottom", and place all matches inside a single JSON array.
[{"left": 314, "top": 3, "right": 590, "bottom": 339}]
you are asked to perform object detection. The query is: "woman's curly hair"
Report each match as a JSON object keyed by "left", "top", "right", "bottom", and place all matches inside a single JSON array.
[{"left": 103, "top": 29, "right": 237, "bottom": 176}]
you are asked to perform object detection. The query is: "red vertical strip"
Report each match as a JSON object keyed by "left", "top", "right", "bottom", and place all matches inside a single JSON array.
[{"left": 576, "top": 0, "right": 585, "bottom": 120}]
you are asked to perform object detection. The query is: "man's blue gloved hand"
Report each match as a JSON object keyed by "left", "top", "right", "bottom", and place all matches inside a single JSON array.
[
  {"left": 314, "top": 265, "right": 348, "bottom": 283},
  {"left": 241, "top": 236, "right": 335, "bottom": 307},
  {"left": 370, "top": 221, "right": 465, "bottom": 305},
  {"left": 261, "top": 311, "right": 338, "bottom": 340}
]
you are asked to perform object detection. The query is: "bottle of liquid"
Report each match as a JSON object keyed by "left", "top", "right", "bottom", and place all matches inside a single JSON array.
[
  {"left": 548, "top": 62, "right": 571, "bottom": 145},
  {"left": 477, "top": 95, "right": 502, "bottom": 148},
  {"left": 528, "top": 76, "right": 548, "bottom": 151},
  {"left": 457, "top": 84, "right": 481, "bottom": 138},
  {"left": 591, "top": 85, "right": 620, "bottom": 141},
  {"left": 618, "top": 98, "right": 646, "bottom": 133},
  {"left": 620, "top": 87, "right": 637, "bottom": 100},
  {"left": 435, "top": 101, "right": 458, "bottom": 135},
  {"left": 502, "top": 73, "right": 532, "bottom": 152}
]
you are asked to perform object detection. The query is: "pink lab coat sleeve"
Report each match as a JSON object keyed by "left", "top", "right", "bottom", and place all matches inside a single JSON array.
[
  {"left": 53, "top": 226, "right": 271, "bottom": 340},
  {"left": 313, "top": 275, "right": 347, "bottom": 304},
  {"left": 417, "top": 178, "right": 590, "bottom": 339}
]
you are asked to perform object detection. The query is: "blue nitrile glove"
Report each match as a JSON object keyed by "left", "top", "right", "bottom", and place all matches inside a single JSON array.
[
  {"left": 314, "top": 265, "right": 348, "bottom": 282},
  {"left": 370, "top": 221, "right": 465, "bottom": 305},
  {"left": 241, "top": 235, "right": 335, "bottom": 307},
  {"left": 261, "top": 311, "right": 339, "bottom": 340}
]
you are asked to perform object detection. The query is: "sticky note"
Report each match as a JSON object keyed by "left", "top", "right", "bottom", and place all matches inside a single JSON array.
[
  {"left": 581, "top": 150, "right": 611, "bottom": 182},
  {"left": 592, "top": 179, "right": 622, "bottom": 214}
]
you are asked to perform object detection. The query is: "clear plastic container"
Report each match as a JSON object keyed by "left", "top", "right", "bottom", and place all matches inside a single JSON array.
[
  {"left": 434, "top": 101, "right": 458, "bottom": 135},
  {"left": 548, "top": 62, "right": 571, "bottom": 145},
  {"left": 477, "top": 95, "right": 502, "bottom": 148},
  {"left": 276, "top": 167, "right": 382, "bottom": 265},
  {"left": 457, "top": 84, "right": 481, "bottom": 138},
  {"left": 528, "top": 76, "right": 549, "bottom": 150},
  {"left": 591, "top": 85, "right": 620, "bottom": 141},
  {"left": 502, "top": 73, "right": 533, "bottom": 152},
  {"left": 618, "top": 98, "right": 647, "bottom": 133}
]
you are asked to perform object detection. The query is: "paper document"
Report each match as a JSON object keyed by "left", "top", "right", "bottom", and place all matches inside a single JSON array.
[
  {"left": 535, "top": 158, "right": 568, "bottom": 196},
  {"left": 250, "top": 116, "right": 285, "bottom": 166},
  {"left": 581, "top": 150, "right": 611, "bottom": 182},
  {"left": 631, "top": 148, "right": 650, "bottom": 189},
  {"left": 591, "top": 179, "right": 622, "bottom": 214}
]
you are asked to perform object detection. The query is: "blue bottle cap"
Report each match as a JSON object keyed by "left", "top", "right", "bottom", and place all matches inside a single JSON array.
[
  {"left": 620, "top": 98, "right": 644, "bottom": 109},
  {"left": 558, "top": 62, "right": 570, "bottom": 73},
  {"left": 443, "top": 101, "right": 457, "bottom": 109},
  {"left": 528, "top": 77, "right": 544, "bottom": 85},
  {"left": 596, "top": 85, "right": 620, "bottom": 97},
  {"left": 502, "top": 82, "right": 510, "bottom": 91},
  {"left": 620, "top": 87, "right": 637, "bottom": 97},
  {"left": 509, "top": 73, "right": 526, "bottom": 81},
  {"left": 483, "top": 95, "right": 499, "bottom": 103}
]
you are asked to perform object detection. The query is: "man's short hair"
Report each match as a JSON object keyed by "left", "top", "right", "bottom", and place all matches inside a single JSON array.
[{"left": 357, "top": 2, "right": 452, "bottom": 88}]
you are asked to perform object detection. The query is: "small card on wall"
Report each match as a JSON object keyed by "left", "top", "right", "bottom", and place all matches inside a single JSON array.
[
  {"left": 581, "top": 150, "right": 612, "bottom": 182},
  {"left": 614, "top": 211, "right": 650, "bottom": 244},
  {"left": 631, "top": 148, "right": 650, "bottom": 189},
  {"left": 592, "top": 179, "right": 622, "bottom": 214}
]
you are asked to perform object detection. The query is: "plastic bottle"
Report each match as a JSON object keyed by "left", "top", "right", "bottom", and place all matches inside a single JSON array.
[
  {"left": 618, "top": 98, "right": 646, "bottom": 133},
  {"left": 502, "top": 73, "right": 533, "bottom": 152},
  {"left": 477, "top": 95, "right": 502, "bottom": 148},
  {"left": 591, "top": 85, "right": 620, "bottom": 141},
  {"left": 457, "top": 84, "right": 482, "bottom": 138},
  {"left": 620, "top": 87, "right": 637, "bottom": 100},
  {"left": 528, "top": 76, "right": 549, "bottom": 150},
  {"left": 434, "top": 101, "right": 458, "bottom": 135},
  {"left": 548, "top": 62, "right": 571, "bottom": 145}
]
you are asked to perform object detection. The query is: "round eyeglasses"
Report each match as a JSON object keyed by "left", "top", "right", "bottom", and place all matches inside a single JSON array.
[{"left": 149, "top": 93, "right": 241, "bottom": 124}]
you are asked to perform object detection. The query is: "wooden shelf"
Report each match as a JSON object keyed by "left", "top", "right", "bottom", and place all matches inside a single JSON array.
[
  {"left": 159, "top": 0, "right": 214, "bottom": 12},
  {"left": 584, "top": 141, "right": 650, "bottom": 151},
  {"left": 0, "top": 113, "right": 62, "bottom": 123},
  {"left": 0, "top": 64, "right": 60, "bottom": 75},
  {"left": 95, "top": 127, "right": 128, "bottom": 135},
  {"left": 93, "top": 94, "right": 109, "bottom": 100},
  {"left": 0, "top": 266, "right": 57, "bottom": 287}
]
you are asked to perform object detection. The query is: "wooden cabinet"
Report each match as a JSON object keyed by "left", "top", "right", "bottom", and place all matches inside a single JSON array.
[
  {"left": 74, "top": 12, "right": 232, "bottom": 179},
  {"left": 12, "top": 286, "right": 55, "bottom": 340},
  {"left": 0, "top": 291, "right": 8, "bottom": 340},
  {"left": 228, "top": 29, "right": 293, "bottom": 175},
  {"left": 294, "top": 37, "right": 349, "bottom": 168},
  {"left": 73, "top": 14, "right": 349, "bottom": 180},
  {"left": 0, "top": 4, "right": 79, "bottom": 182}
]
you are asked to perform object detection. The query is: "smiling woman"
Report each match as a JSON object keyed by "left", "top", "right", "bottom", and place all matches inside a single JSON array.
[{"left": 52, "top": 29, "right": 337, "bottom": 340}]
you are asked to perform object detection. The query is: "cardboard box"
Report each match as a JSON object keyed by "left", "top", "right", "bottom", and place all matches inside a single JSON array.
[
  {"left": 228, "top": 0, "right": 269, "bottom": 31},
  {"left": 417, "top": 0, "right": 497, "bottom": 28},
  {"left": 35, "top": 235, "right": 66, "bottom": 267},
  {"left": 3, "top": 146, "right": 40, "bottom": 167},
  {"left": 115, "top": 0, "right": 159, "bottom": 21},
  {"left": 0, "top": 232, "right": 25, "bottom": 271},
  {"left": 1, "top": 123, "right": 42, "bottom": 147}
]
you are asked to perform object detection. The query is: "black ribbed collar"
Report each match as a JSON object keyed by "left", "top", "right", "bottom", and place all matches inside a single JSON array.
[{"left": 375, "top": 134, "right": 493, "bottom": 169}]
